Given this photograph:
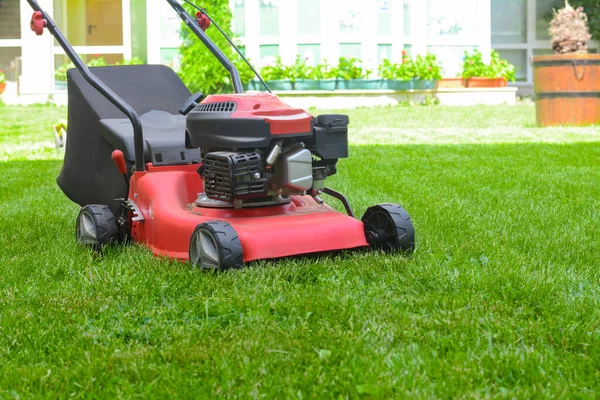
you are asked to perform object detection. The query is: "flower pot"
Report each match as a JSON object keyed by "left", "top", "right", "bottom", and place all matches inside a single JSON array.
[
  {"left": 0, "top": 82, "right": 6, "bottom": 95},
  {"left": 381, "top": 80, "right": 413, "bottom": 90},
  {"left": 533, "top": 54, "right": 600, "bottom": 126},
  {"left": 244, "top": 80, "right": 258, "bottom": 91},
  {"left": 412, "top": 79, "right": 437, "bottom": 90},
  {"left": 437, "top": 78, "right": 466, "bottom": 88},
  {"left": 265, "top": 79, "right": 293, "bottom": 91},
  {"left": 466, "top": 77, "right": 507, "bottom": 88},
  {"left": 347, "top": 79, "right": 382, "bottom": 90},
  {"left": 336, "top": 80, "right": 351, "bottom": 90},
  {"left": 318, "top": 79, "right": 337, "bottom": 91},
  {"left": 293, "top": 79, "right": 319, "bottom": 90},
  {"left": 55, "top": 80, "right": 68, "bottom": 91}
]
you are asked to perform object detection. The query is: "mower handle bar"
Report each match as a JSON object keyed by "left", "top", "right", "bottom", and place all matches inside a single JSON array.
[
  {"left": 165, "top": 0, "right": 244, "bottom": 94},
  {"left": 25, "top": 0, "right": 146, "bottom": 173}
]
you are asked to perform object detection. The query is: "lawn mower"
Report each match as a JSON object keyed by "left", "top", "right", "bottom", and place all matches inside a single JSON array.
[{"left": 26, "top": 0, "right": 415, "bottom": 269}]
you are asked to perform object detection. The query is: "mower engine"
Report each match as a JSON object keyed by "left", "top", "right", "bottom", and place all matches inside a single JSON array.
[{"left": 185, "top": 94, "right": 348, "bottom": 207}]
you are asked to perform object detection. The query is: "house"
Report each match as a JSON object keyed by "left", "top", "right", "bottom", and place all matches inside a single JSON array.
[{"left": 0, "top": 0, "right": 597, "bottom": 99}]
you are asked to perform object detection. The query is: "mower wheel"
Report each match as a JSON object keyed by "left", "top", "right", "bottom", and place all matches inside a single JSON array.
[
  {"left": 362, "top": 204, "right": 415, "bottom": 253},
  {"left": 76, "top": 204, "right": 118, "bottom": 250},
  {"left": 189, "top": 221, "right": 244, "bottom": 270}
]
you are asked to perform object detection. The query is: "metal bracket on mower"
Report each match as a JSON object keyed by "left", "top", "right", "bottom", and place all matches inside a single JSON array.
[
  {"left": 322, "top": 187, "right": 355, "bottom": 218},
  {"left": 125, "top": 200, "right": 144, "bottom": 221}
]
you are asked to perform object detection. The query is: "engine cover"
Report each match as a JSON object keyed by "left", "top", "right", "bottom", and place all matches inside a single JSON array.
[
  {"left": 276, "top": 148, "right": 313, "bottom": 192},
  {"left": 203, "top": 152, "right": 269, "bottom": 201},
  {"left": 185, "top": 93, "right": 313, "bottom": 152}
]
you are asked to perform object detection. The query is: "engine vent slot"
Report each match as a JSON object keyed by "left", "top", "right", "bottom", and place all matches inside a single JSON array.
[
  {"left": 193, "top": 102, "right": 237, "bottom": 113},
  {"left": 203, "top": 152, "right": 268, "bottom": 202}
]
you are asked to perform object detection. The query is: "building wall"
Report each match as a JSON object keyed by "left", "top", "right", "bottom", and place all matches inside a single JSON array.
[{"left": 228, "top": 0, "right": 491, "bottom": 78}]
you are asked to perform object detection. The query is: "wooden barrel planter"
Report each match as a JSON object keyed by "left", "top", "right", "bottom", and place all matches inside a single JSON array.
[{"left": 533, "top": 54, "right": 600, "bottom": 126}]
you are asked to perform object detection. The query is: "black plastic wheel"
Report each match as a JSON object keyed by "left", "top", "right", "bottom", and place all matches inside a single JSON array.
[
  {"left": 75, "top": 204, "right": 118, "bottom": 250},
  {"left": 189, "top": 221, "right": 244, "bottom": 270},
  {"left": 361, "top": 203, "right": 415, "bottom": 253}
]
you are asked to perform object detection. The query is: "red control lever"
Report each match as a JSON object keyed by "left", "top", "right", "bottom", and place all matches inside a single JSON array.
[
  {"left": 196, "top": 12, "right": 210, "bottom": 31},
  {"left": 30, "top": 11, "right": 47, "bottom": 36},
  {"left": 111, "top": 150, "right": 128, "bottom": 175}
]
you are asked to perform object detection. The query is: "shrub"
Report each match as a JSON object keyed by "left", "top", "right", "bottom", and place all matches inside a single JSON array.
[
  {"left": 573, "top": 1, "right": 600, "bottom": 41},
  {"left": 177, "top": 0, "right": 253, "bottom": 94},
  {"left": 461, "top": 50, "right": 516, "bottom": 81},
  {"left": 550, "top": 1, "right": 592, "bottom": 54}
]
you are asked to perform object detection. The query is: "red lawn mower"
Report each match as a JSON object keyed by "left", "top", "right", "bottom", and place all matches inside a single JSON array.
[{"left": 27, "top": 0, "right": 415, "bottom": 269}]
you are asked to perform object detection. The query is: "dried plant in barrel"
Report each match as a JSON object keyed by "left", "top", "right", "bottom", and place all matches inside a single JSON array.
[
  {"left": 533, "top": 1, "right": 600, "bottom": 126},
  {"left": 549, "top": 1, "right": 592, "bottom": 54}
]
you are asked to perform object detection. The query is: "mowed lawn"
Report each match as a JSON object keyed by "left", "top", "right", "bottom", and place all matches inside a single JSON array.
[{"left": 1, "top": 103, "right": 599, "bottom": 398}]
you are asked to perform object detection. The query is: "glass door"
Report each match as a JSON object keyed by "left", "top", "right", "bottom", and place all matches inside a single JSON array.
[{"left": 52, "top": 0, "right": 128, "bottom": 88}]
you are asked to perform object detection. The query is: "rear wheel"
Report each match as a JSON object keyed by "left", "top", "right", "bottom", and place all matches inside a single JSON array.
[
  {"left": 189, "top": 221, "right": 244, "bottom": 270},
  {"left": 75, "top": 204, "right": 118, "bottom": 250},
  {"left": 362, "top": 203, "right": 415, "bottom": 253}
]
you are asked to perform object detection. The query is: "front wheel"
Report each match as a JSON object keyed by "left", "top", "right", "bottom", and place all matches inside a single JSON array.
[
  {"left": 361, "top": 203, "right": 415, "bottom": 253},
  {"left": 75, "top": 204, "right": 118, "bottom": 251},
  {"left": 189, "top": 221, "right": 244, "bottom": 270}
]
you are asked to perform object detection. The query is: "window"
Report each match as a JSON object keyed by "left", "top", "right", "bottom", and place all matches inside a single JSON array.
[
  {"left": 260, "top": 0, "right": 279, "bottom": 36},
  {"left": 403, "top": 0, "right": 411, "bottom": 36},
  {"left": 339, "top": 0, "right": 361, "bottom": 35},
  {"left": 53, "top": 0, "right": 123, "bottom": 47},
  {"left": 378, "top": 1, "right": 392, "bottom": 36},
  {"left": 427, "top": 0, "right": 478, "bottom": 40},
  {"left": 535, "top": 0, "right": 562, "bottom": 40},
  {"left": 0, "top": 47, "right": 21, "bottom": 82},
  {"left": 298, "top": 0, "right": 320, "bottom": 35},
  {"left": 496, "top": 49, "right": 527, "bottom": 81},
  {"left": 160, "top": 48, "right": 178, "bottom": 67},
  {"left": 378, "top": 44, "right": 392, "bottom": 65},
  {"left": 260, "top": 44, "right": 280, "bottom": 65},
  {"left": 233, "top": 0, "right": 246, "bottom": 36},
  {"left": 0, "top": 0, "right": 21, "bottom": 39},
  {"left": 491, "top": 0, "right": 527, "bottom": 44},
  {"left": 428, "top": 45, "right": 477, "bottom": 78},
  {"left": 340, "top": 43, "right": 362, "bottom": 59},
  {"left": 298, "top": 44, "right": 321, "bottom": 66}
]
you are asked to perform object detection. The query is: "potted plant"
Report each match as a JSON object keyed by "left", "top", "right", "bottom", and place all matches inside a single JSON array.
[
  {"left": 54, "top": 61, "right": 74, "bottom": 90},
  {"left": 414, "top": 53, "right": 443, "bottom": 89},
  {"left": 335, "top": 57, "right": 375, "bottom": 90},
  {"left": 0, "top": 69, "right": 6, "bottom": 95},
  {"left": 311, "top": 60, "right": 337, "bottom": 91},
  {"left": 533, "top": 1, "right": 599, "bottom": 126},
  {"left": 461, "top": 50, "right": 515, "bottom": 87},
  {"left": 260, "top": 57, "right": 293, "bottom": 91},
  {"left": 289, "top": 55, "right": 318, "bottom": 90},
  {"left": 54, "top": 57, "right": 108, "bottom": 90},
  {"left": 378, "top": 55, "right": 414, "bottom": 90}
]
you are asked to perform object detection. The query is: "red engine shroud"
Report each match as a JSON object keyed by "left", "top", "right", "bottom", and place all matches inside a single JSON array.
[
  {"left": 128, "top": 163, "right": 369, "bottom": 262},
  {"left": 202, "top": 93, "right": 313, "bottom": 135}
]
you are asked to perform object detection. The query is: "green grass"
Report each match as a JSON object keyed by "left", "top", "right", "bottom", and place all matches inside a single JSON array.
[{"left": 1, "top": 103, "right": 600, "bottom": 398}]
